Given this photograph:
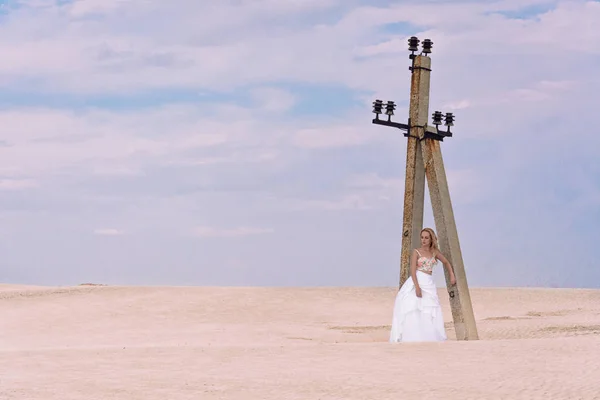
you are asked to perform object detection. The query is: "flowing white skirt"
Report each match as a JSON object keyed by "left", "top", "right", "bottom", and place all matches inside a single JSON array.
[{"left": 389, "top": 271, "right": 447, "bottom": 343}]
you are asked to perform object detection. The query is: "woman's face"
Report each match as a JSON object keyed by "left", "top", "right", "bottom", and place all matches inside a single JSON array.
[{"left": 421, "top": 231, "right": 431, "bottom": 247}]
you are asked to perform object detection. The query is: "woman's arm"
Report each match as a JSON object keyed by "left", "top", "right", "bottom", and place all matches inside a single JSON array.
[
  {"left": 435, "top": 251, "right": 456, "bottom": 285},
  {"left": 410, "top": 249, "right": 422, "bottom": 297}
]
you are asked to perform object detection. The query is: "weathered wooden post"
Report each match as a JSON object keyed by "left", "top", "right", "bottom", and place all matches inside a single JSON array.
[
  {"left": 421, "top": 135, "right": 479, "bottom": 340},
  {"left": 398, "top": 54, "right": 430, "bottom": 288},
  {"left": 370, "top": 36, "right": 479, "bottom": 340}
]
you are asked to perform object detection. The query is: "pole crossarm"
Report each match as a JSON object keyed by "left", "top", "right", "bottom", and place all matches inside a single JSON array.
[
  {"left": 371, "top": 119, "right": 452, "bottom": 141},
  {"left": 371, "top": 118, "right": 409, "bottom": 132},
  {"left": 423, "top": 125, "right": 452, "bottom": 141}
]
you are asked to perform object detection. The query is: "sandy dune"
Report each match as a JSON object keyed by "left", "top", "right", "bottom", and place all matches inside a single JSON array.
[{"left": 1, "top": 284, "right": 600, "bottom": 399}]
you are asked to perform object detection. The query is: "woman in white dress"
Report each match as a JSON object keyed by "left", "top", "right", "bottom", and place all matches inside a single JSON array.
[{"left": 389, "top": 227, "right": 456, "bottom": 343}]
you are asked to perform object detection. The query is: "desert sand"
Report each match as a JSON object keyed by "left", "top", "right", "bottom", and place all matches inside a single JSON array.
[{"left": 1, "top": 284, "right": 600, "bottom": 399}]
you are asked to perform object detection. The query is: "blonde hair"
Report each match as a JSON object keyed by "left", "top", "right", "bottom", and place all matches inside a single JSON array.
[{"left": 421, "top": 228, "right": 439, "bottom": 254}]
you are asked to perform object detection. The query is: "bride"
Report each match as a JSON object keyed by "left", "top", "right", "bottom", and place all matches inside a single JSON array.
[{"left": 389, "top": 227, "right": 456, "bottom": 343}]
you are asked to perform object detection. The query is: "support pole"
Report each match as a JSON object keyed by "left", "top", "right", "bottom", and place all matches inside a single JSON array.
[
  {"left": 420, "top": 139, "right": 479, "bottom": 340},
  {"left": 398, "top": 55, "right": 430, "bottom": 288}
]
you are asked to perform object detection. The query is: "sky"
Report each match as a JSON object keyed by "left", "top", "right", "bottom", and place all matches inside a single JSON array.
[{"left": 0, "top": 0, "right": 599, "bottom": 288}]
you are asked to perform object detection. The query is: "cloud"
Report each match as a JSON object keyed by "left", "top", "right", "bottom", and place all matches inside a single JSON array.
[
  {"left": 346, "top": 173, "right": 403, "bottom": 190},
  {"left": 0, "top": 106, "right": 236, "bottom": 177},
  {"left": 288, "top": 194, "right": 374, "bottom": 211},
  {"left": 442, "top": 100, "right": 471, "bottom": 111},
  {"left": 68, "top": 0, "right": 136, "bottom": 17},
  {"left": 192, "top": 226, "right": 274, "bottom": 238},
  {"left": 250, "top": 87, "right": 296, "bottom": 112},
  {"left": 292, "top": 125, "right": 383, "bottom": 148},
  {"left": 0, "top": 0, "right": 353, "bottom": 93},
  {"left": 93, "top": 228, "right": 124, "bottom": 236},
  {"left": 0, "top": 179, "right": 38, "bottom": 190},
  {"left": 0, "top": 0, "right": 598, "bottom": 288}
]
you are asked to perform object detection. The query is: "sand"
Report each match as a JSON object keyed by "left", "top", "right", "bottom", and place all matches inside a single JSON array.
[{"left": 1, "top": 284, "right": 600, "bottom": 399}]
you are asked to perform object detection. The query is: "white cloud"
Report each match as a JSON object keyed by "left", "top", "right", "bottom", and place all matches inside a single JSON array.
[
  {"left": 442, "top": 100, "right": 471, "bottom": 111},
  {"left": 89, "top": 164, "right": 144, "bottom": 177},
  {"left": 292, "top": 125, "right": 383, "bottom": 148},
  {"left": 496, "top": 79, "right": 578, "bottom": 104},
  {"left": 0, "top": 0, "right": 599, "bottom": 288},
  {"left": 1, "top": 0, "right": 597, "bottom": 100},
  {"left": 0, "top": 179, "right": 38, "bottom": 190},
  {"left": 0, "top": 106, "right": 233, "bottom": 177},
  {"left": 289, "top": 194, "right": 374, "bottom": 211},
  {"left": 192, "top": 226, "right": 274, "bottom": 238},
  {"left": 346, "top": 173, "right": 403, "bottom": 190},
  {"left": 93, "top": 228, "right": 124, "bottom": 236},
  {"left": 251, "top": 87, "right": 296, "bottom": 112},
  {"left": 68, "top": 0, "right": 137, "bottom": 17},
  {"left": 445, "top": 169, "right": 490, "bottom": 205}
]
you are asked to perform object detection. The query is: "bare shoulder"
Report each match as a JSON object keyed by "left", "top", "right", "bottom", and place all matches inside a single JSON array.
[{"left": 435, "top": 251, "right": 449, "bottom": 262}]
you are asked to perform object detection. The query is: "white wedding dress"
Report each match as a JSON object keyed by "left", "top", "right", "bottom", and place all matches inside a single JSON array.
[{"left": 389, "top": 250, "right": 447, "bottom": 343}]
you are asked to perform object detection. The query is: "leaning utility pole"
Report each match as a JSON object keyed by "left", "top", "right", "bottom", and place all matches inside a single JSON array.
[{"left": 370, "top": 36, "right": 479, "bottom": 340}]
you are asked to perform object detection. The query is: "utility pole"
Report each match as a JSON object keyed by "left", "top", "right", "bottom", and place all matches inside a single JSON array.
[
  {"left": 370, "top": 36, "right": 479, "bottom": 340},
  {"left": 399, "top": 47, "right": 431, "bottom": 288}
]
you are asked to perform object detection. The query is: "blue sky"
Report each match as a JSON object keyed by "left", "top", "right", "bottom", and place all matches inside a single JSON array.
[{"left": 0, "top": 0, "right": 599, "bottom": 288}]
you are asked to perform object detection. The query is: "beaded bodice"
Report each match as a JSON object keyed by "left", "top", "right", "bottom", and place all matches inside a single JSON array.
[{"left": 415, "top": 249, "right": 437, "bottom": 273}]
